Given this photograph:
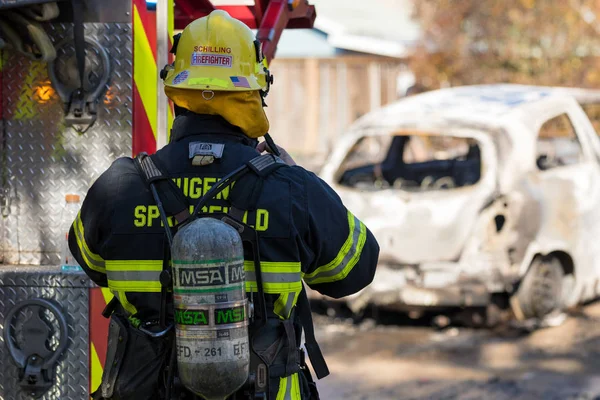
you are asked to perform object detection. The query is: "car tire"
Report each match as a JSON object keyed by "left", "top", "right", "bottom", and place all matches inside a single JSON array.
[{"left": 512, "top": 256, "right": 565, "bottom": 321}]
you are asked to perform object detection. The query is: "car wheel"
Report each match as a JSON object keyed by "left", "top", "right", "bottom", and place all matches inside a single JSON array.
[{"left": 512, "top": 256, "right": 565, "bottom": 321}]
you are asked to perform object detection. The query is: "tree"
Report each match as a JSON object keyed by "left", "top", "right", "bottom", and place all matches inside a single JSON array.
[{"left": 410, "top": 0, "right": 600, "bottom": 88}]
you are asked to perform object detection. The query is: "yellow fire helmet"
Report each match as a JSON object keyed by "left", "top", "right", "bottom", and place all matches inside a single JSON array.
[{"left": 162, "top": 10, "right": 271, "bottom": 94}]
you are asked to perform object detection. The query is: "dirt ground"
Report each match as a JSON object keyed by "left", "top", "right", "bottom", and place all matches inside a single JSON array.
[{"left": 311, "top": 302, "right": 600, "bottom": 400}]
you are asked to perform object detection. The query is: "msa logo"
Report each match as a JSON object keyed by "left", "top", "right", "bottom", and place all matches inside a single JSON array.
[
  {"left": 178, "top": 266, "right": 226, "bottom": 287},
  {"left": 214, "top": 305, "right": 245, "bottom": 325},
  {"left": 199, "top": 143, "right": 212, "bottom": 150},
  {"left": 175, "top": 308, "right": 209, "bottom": 325},
  {"left": 228, "top": 263, "right": 245, "bottom": 283}
]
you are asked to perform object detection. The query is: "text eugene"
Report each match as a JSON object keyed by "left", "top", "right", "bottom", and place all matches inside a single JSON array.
[{"left": 132, "top": 176, "right": 270, "bottom": 231}]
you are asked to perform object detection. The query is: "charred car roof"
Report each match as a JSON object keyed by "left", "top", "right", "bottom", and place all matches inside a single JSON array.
[{"left": 349, "top": 84, "right": 600, "bottom": 135}]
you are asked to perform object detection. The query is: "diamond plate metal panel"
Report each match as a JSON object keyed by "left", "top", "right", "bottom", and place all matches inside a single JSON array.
[
  {"left": 0, "top": 265, "right": 92, "bottom": 400},
  {"left": 2, "top": 22, "right": 132, "bottom": 264}
]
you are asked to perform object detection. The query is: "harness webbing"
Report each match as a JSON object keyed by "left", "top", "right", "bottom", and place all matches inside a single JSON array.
[{"left": 133, "top": 152, "right": 330, "bottom": 393}]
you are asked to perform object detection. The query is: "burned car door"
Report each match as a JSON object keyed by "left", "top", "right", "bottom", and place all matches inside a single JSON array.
[
  {"left": 332, "top": 129, "right": 497, "bottom": 265},
  {"left": 531, "top": 107, "right": 600, "bottom": 304}
]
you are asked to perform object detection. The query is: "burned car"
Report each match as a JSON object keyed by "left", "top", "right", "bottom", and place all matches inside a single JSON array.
[{"left": 319, "top": 84, "right": 600, "bottom": 322}]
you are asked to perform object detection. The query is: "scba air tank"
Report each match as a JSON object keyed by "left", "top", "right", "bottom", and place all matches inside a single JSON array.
[{"left": 171, "top": 218, "right": 250, "bottom": 400}]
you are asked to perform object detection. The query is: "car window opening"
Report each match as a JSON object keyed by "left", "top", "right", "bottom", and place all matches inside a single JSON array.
[
  {"left": 581, "top": 103, "right": 600, "bottom": 136},
  {"left": 536, "top": 113, "right": 583, "bottom": 170},
  {"left": 337, "top": 134, "right": 483, "bottom": 192}
]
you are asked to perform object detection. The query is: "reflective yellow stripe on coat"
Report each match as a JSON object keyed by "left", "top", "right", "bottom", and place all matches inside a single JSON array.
[
  {"left": 104, "top": 259, "right": 302, "bottom": 319},
  {"left": 73, "top": 212, "right": 106, "bottom": 273},
  {"left": 276, "top": 373, "right": 301, "bottom": 400},
  {"left": 244, "top": 261, "right": 302, "bottom": 319},
  {"left": 303, "top": 210, "right": 367, "bottom": 285},
  {"left": 105, "top": 260, "right": 164, "bottom": 316},
  {"left": 106, "top": 260, "right": 163, "bottom": 292}
]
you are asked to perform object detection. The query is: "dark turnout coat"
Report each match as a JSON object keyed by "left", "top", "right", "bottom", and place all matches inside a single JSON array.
[{"left": 70, "top": 113, "right": 379, "bottom": 399}]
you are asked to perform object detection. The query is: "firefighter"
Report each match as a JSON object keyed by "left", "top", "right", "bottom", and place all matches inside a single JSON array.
[{"left": 69, "top": 10, "right": 379, "bottom": 400}]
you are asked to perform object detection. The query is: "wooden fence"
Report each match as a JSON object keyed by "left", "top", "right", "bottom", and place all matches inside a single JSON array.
[{"left": 265, "top": 56, "right": 408, "bottom": 166}]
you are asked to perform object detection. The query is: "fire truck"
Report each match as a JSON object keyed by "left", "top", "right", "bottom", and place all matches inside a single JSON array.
[{"left": 0, "top": 1, "right": 315, "bottom": 398}]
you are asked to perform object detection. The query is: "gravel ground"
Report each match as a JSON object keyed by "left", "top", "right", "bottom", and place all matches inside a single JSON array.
[{"left": 311, "top": 302, "right": 600, "bottom": 400}]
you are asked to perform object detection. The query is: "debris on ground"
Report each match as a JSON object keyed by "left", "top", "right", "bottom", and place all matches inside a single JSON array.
[{"left": 313, "top": 302, "right": 600, "bottom": 399}]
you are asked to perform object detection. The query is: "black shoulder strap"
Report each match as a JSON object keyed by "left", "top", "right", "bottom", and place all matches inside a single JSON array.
[
  {"left": 134, "top": 152, "right": 190, "bottom": 330},
  {"left": 135, "top": 152, "right": 191, "bottom": 225},
  {"left": 298, "top": 285, "right": 329, "bottom": 379},
  {"left": 102, "top": 152, "right": 187, "bottom": 321},
  {"left": 224, "top": 155, "right": 330, "bottom": 379},
  {"left": 228, "top": 154, "right": 287, "bottom": 213},
  {"left": 191, "top": 154, "right": 286, "bottom": 215}
]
